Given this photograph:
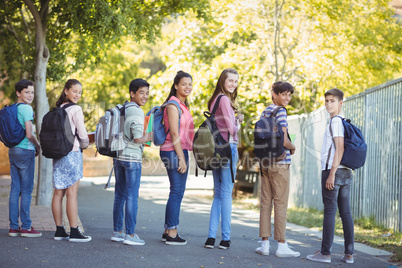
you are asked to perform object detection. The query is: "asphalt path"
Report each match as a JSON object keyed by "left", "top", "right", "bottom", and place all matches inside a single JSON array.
[{"left": 0, "top": 176, "right": 395, "bottom": 268}]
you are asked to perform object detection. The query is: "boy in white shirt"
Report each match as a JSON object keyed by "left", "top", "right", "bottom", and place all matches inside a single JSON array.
[{"left": 307, "top": 88, "right": 354, "bottom": 264}]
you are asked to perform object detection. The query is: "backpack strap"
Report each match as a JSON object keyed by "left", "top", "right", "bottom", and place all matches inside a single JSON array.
[
  {"left": 59, "top": 102, "right": 76, "bottom": 110},
  {"left": 104, "top": 166, "right": 114, "bottom": 189},
  {"left": 270, "top": 106, "right": 286, "bottom": 118},
  {"left": 59, "top": 103, "right": 79, "bottom": 143},
  {"left": 164, "top": 99, "right": 182, "bottom": 135},
  {"left": 229, "top": 142, "right": 235, "bottom": 183},
  {"left": 163, "top": 100, "right": 182, "bottom": 116},
  {"left": 211, "top": 95, "right": 235, "bottom": 183},
  {"left": 122, "top": 102, "right": 140, "bottom": 143},
  {"left": 325, "top": 116, "right": 344, "bottom": 170},
  {"left": 211, "top": 95, "right": 225, "bottom": 115}
]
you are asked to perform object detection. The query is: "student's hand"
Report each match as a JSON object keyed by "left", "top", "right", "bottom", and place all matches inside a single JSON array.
[
  {"left": 290, "top": 148, "right": 296, "bottom": 155},
  {"left": 145, "top": 132, "right": 153, "bottom": 142},
  {"left": 35, "top": 145, "right": 41, "bottom": 157},
  {"left": 177, "top": 156, "right": 187, "bottom": 174},
  {"left": 236, "top": 113, "right": 244, "bottom": 123},
  {"left": 326, "top": 173, "right": 335, "bottom": 190}
]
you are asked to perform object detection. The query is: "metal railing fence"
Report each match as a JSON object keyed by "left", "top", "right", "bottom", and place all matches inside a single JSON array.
[{"left": 287, "top": 78, "right": 402, "bottom": 232}]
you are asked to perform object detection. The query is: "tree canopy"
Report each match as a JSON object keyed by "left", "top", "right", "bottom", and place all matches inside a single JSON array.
[{"left": 0, "top": 0, "right": 210, "bottom": 205}]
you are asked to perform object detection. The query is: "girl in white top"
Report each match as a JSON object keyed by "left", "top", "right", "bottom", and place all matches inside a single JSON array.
[{"left": 51, "top": 79, "right": 91, "bottom": 242}]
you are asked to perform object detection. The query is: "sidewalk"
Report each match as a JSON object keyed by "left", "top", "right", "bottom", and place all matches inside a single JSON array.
[{"left": 0, "top": 175, "right": 395, "bottom": 268}]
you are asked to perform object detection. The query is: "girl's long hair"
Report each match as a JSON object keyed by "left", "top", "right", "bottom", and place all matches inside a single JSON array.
[
  {"left": 164, "top": 71, "right": 192, "bottom": 107},
  {"left": 55, "top": 79, "right": 82, "bottom": 107},
  {"left": 207, "top": 68, "right": 239, "bottom": 112}
]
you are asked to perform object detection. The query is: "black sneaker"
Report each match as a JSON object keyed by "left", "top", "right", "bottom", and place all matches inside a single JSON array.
[
  {"left": 165, "top": 234, "right": 187, "bottom": 245},
  {"left": 162, "top": 233, "right": 168, "bottom": 242},
  {"left": 204, "top": 238, "right": 215, "bottom": 249},
  {"left": 69, "top": 227, "right": 92, "bottom": 242},
  {"left": 54, "top": 226, "right": 69, "bottom": 241},
  {"left": 219, "top": 240, "right": 231, "bottom": 249}
]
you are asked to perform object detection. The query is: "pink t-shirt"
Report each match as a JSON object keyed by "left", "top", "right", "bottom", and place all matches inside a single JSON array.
[
  {"left": 209, "top": 94, "right": 239, "bottom": 142},
  {"left": 160, "top": 96, "right": 194, "bottom": 151},
  {"left": 62, "top": 104, "right": 89, "bottom": 152}
]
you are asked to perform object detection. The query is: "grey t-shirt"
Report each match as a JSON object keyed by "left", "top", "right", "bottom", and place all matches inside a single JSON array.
[{"left": 116, "top": 103, "right": 144, "bottom": 162}]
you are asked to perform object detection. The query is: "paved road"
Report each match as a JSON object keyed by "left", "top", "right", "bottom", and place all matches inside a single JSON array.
[{"left": 0, "top": 176, "right": 396, "bottom": 268}]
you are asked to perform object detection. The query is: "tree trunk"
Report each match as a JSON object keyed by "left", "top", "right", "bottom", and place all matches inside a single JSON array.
[
  {"left": 35, "top": 48, "right": 52, "bottom": 206},
  {"left": 23, "top": 0, "right": 52, "bottom": 206},
  {"left": 29, "top": 5, "right": 52, "bottom": 206}
]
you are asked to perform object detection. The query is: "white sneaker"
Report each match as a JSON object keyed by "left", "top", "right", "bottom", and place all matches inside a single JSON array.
[
  {"left": 256, "top": 240, "right": 270, "bottom": 255},
  {"left": 275, "top": 241, "right": 300, "bottom": 257}
]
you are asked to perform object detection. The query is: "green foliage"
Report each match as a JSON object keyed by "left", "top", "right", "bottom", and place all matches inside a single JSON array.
[
  {"left": 147, "top": 0, "right": 402, "bottom": 155},
  {"left": 0, "top": 0, "right": 210, "bottom": 104},
  {"left": 69, "top": 40, "right": 164, "bottom": 131}
]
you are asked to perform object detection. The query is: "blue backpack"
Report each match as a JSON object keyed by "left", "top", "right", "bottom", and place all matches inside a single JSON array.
[
  {"left": 146, "top": 100, "right": 181, "bottom": 146},
  {"left": 327, "top": 116, "right": 367, "bottom": 170},
  {"left": 0, "top": 103, "right": 26, "bottom": 148}
]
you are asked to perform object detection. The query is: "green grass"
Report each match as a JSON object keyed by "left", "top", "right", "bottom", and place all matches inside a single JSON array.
[{"left": 232, "top": 195, "right": 402, "bottom": 264}]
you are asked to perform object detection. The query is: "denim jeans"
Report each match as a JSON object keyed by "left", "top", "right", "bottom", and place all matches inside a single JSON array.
[
  {"left": 8, "top": 147, "right": 35, "bottom": 230},
  {"left": 113, "top": 159, "right": 142, "bottom": 235},
  {"left": 208, "top": 143, "right": 238, "bottom": 241},
  {"left": 321, "top": 168, "right": 354, "bottom": 255},
  {"left": 160, "top": 150, "right": 189, "bottom": 230}
]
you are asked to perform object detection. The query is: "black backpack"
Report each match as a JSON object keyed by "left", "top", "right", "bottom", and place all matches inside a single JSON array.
[
  {"left": 253, "top": 106, "right": 288, "bottom": 165},
  {"left": 193, "top": 95, "right": 234, "bottom": 182},
  {"left": 39, "top": 103, "right": 76, "bottom": 159}
]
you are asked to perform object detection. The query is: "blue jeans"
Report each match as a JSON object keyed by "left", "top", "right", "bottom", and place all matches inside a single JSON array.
[
  {"left": 8, "top": 147, "right": 35, "bottom": 230},
  {"left": 321, "top": 168, "right": 354, "bottom": 255},
  {"left": 113, "top": 159, "right": 142, "bottom": 235},
  {"left": 208, "top": 143, "right": 238, "bottom": 241},
  {"left": 160, "top": 150, "right": 189, "bottom": 230}
]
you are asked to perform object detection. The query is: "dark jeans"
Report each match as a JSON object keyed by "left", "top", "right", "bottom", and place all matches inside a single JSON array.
[{"left": 321, "top": 168, "right": 354, "bottom": 255}]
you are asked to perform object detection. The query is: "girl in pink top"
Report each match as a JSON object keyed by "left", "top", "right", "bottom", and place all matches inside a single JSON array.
[
  {"left": 160, "top": 71, "right": 194, "bottom": 245},
  {"left": 204, "top": 68, "right": 243, "bottom": 250},
  {"left": 51, "top": 79, "right": 92, "bottom": 242}
]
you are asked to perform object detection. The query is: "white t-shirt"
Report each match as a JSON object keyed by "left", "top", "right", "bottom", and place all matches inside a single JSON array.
[{"left": 321, "top": 116, "right": 346, "bottom": 170}]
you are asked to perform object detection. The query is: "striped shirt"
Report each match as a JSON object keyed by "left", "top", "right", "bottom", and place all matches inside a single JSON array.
[{"left": 260, "top": 104, "right": 291, "bottom": 165}]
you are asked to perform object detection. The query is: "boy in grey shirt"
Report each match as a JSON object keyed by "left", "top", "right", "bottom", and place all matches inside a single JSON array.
[{"left": 111, "top": 79, "right": 152, "bottom": 246}]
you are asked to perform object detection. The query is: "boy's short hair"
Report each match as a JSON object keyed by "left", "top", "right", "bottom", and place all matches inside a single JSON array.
[
  {"left": 129, "top": 79, "right": 150, "bottom": 94},
  {"left": 15, "top": 79, "right": 34, "bottom": 93},
  {"left": 324, "top": 88, "right": 344, "bottom": 101},
  {"left": 272, "top": 81, "right": 294, "bottom": 94}
]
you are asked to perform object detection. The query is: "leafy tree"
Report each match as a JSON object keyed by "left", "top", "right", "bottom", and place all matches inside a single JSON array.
[
  {"left": 0, "top": 0, "right": 209, "bottom": 205},
  {"left": 148, "top": 0, "right": 402, "bottom": 164}
]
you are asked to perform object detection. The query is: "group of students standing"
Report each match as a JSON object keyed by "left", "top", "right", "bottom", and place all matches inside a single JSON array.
[{"left": 7, "top": 68, "right": 355, "bottom": 264}]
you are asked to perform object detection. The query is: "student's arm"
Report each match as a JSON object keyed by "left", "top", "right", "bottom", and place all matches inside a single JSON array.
[
  {"left": 72, "top": 108, "right": 90, "bottom": 149},
  {"left": 25, "top": 121, "right": 40, "bottom": 156},
  {"left": 326, "top": 136, "right": 345, "bottom": 190},
  {"left": 134, "top": 133, "right": 153, "bottom": 144},
  {"left": 126, "top": 108, "right": 152, "bottom": 144},
  {"left": 219, "top": 97, "right": 240, "bottom": 135},
  {"left": 166, "top": 104, "right": 187, "bottom": 174},
  {"left": 282, "top": 126, "right": 295, "bottom": 154}
]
